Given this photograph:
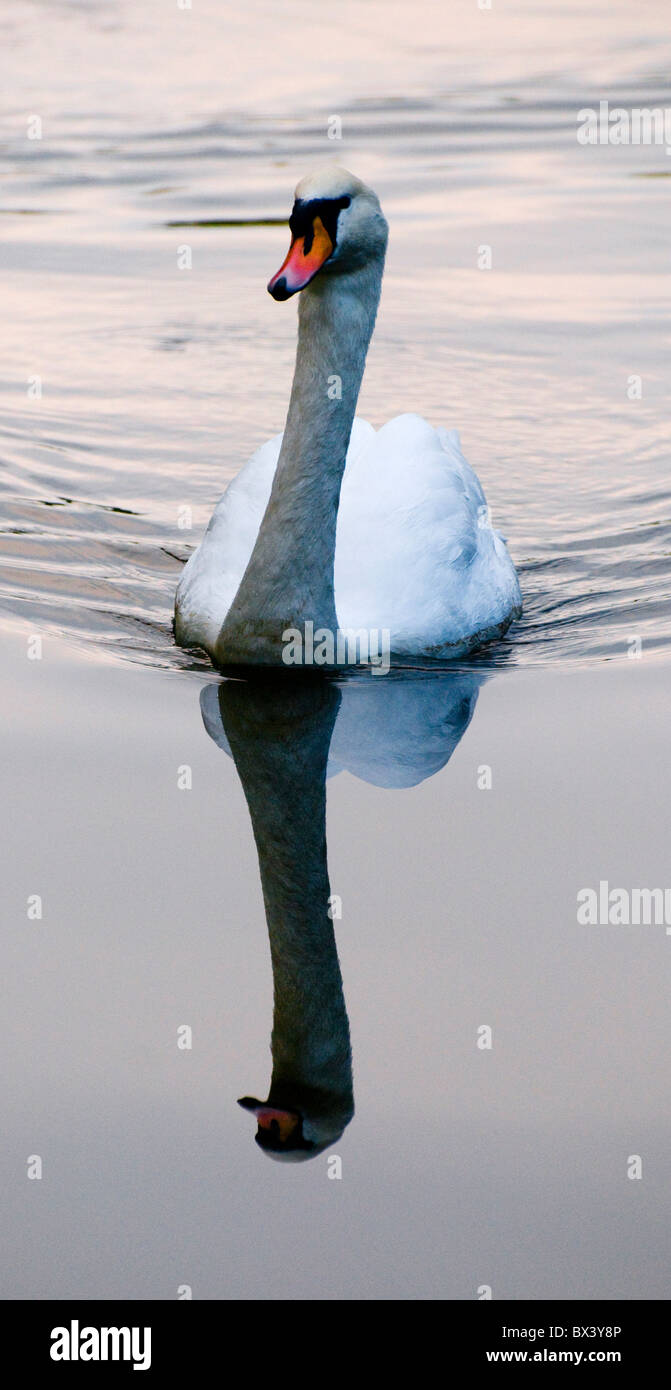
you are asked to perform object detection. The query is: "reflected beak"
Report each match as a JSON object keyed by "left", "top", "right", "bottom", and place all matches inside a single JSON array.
[
  {"left": 267, "top": 215, "right": 334, "bottom": 300},
  {"left": 238, "top": 1098, "right": 301, "bottom": 1143}
]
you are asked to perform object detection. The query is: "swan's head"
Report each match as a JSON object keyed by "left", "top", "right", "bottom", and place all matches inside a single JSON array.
[
  {"left": 267, "top": 166, "right": 388, "bottom": 300},
  {"left": 238, "top": 1093, "right": 353, "bottom": 1163}
]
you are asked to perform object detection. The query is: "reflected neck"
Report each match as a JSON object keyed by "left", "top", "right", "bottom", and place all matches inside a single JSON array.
[
  {"left": 220, "top": 681, "right": 353, "bottom": 1128},
  {"left": 215, "top": 258, "right": 384, "bottom": 667}
]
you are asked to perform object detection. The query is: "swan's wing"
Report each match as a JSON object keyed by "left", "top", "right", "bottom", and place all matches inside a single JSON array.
[
  {"left": 175, "top": 433, "right": 282, "bottom": 651},
  {"left": 335, "top": 413, "right": 520, "bottom": 653}
]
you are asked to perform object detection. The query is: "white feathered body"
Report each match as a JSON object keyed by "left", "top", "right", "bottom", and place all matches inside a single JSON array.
[{"left": 175, "top": 412, "right": 521, "bottom": 661}]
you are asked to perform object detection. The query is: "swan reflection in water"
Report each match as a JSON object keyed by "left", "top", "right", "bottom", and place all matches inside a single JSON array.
[{"left": 201, "top": 668, "right": 485, "bottom": 1161}]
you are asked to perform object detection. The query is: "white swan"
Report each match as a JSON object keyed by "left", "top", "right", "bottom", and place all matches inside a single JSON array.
[{"left": 175, "top": 166, "right": 521, "bottom": 667}]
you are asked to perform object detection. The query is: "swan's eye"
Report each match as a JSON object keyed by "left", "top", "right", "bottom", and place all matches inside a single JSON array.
[{"left": 289, "top": 195, "right": 351, "bottom": 252}]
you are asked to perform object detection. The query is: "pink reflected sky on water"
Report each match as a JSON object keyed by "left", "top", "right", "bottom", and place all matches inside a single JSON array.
[{"left": 3, "top": 0, "right": 671, "bottom": 122}]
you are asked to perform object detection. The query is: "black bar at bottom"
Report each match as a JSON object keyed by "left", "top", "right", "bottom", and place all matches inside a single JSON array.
[{"left": 0, "top": 1298, "right": 662, "bottom": 1374}]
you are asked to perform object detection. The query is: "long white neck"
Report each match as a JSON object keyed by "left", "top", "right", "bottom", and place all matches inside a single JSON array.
[{"left": 215, "top": 256, "right": 384, "bottom": 666}]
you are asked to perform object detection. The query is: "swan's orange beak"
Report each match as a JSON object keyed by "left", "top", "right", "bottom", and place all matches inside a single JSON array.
[{"left": 267, "top": 215, "right": 334, "bottom": 300}]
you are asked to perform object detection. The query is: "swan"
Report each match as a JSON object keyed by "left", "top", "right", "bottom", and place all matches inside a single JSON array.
[{"left": 174, "top": 166, "right": 522, "bottom": 668}]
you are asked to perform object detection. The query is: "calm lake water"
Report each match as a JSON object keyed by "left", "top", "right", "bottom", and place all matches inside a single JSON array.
[{"left": 1, "top": 0, "right": 670, "bottom": 1299}]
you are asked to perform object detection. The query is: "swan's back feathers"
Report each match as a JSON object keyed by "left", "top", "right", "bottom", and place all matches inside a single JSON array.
[
  {"left": 175, "top": 414, "right": 521, "bottom": 658},
  {"left": 335, "top": 414, "right": 518, "bottom": 654}
]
